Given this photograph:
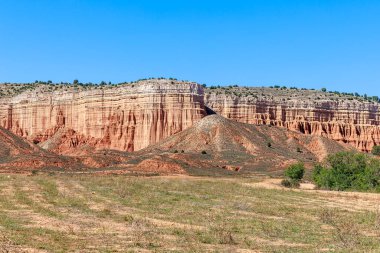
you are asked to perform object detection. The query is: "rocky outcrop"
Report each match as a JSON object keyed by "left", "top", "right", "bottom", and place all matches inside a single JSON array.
[
  {"left": 205, "top": 90, "right": 380, "bottom": 152},
  {"left": 0, "top": 80, "right": 206, "bottom": 152},
  {"left": 1, "top": 79, "right": 379, "bottom": 154}
]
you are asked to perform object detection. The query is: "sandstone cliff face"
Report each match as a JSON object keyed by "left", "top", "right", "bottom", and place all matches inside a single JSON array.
[
  {"left": 1, "top": 79, "right": 379, "bottom": 154},
  {"left": 0, "top": 80, "right": 206, "bottom": 152},
  {"left": 205, "top": 89, "right": 380, "bottom": 152}
]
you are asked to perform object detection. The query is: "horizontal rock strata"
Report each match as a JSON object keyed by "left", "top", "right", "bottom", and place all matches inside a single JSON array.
[
  {"left": 0, "top": 80, "right": 206, "bottom": 152},
  {"left": 1, "top": 80, "right": 379, "bottom": 154},
  {"left": 205, "top": 90, "right": 380, "bottom": 152}
]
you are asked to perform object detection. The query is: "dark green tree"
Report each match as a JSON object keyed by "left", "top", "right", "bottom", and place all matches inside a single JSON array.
[
  {"left": 285, "top": 163, "right": 305, "bottom": 181},
  {"left": 282, "top": 163, "right": 305, "bottom": 188}
]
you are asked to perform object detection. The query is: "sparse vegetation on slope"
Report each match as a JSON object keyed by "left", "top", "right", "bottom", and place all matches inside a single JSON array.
[
  {"left": 2, "top": 78, "right": 379, "bottom": 105},
  {"left": 0, "top": 78, "right": 198, "bottom": 97},
  {"left": 205, "top": 84, "right": 380, "bottom": 103}
]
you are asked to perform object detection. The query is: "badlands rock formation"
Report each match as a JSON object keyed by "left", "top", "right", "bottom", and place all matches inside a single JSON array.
[
  {"left": 205, "top": 87, "right": 380, "bottom": 152},
  {"left": 0, "top": 79, "right": 206, "bottom": 153},
  {"left": 0, "top": 79, "right": 379, "bottom": 154},
  {"left": 0, "top": 126, "right": 81, "bottom": 172},
  {"left": 136, "top": 114, "right": 351, "bottom": 174}
]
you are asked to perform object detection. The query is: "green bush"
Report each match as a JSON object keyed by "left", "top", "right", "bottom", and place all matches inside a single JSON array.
[
  {"left": 282, "top": 163, "right": 305, "bottom": 188},
  {"left": 313, "top": 152, "right": 380, "bottom": 192},
  {"left": 372, "top": 146, "right": 380, "bottom": 156},
  {"left": 285, "top": 163, "right": 305, "bottom": 181}
]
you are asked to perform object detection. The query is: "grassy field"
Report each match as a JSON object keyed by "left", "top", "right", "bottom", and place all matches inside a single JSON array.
[{"left": 1, "top": 174, "right": 380, "bottom": 252}]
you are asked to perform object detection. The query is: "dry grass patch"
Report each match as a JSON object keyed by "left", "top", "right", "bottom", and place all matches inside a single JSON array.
[{"left": 0, "top": 174, "right": 379, "bottom": 252}]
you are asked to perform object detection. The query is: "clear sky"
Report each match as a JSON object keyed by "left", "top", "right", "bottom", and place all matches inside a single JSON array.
[{"left": 0, "top": 0, "right": 379, "bottom": 95}]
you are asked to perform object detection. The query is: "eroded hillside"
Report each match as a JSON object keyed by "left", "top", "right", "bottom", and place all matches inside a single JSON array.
[
  {"left": 0, "top": 78, "right": 379, "bottom": 157},
  {"left": 205, "top": 86, "right": 380, "bottom": 152}
]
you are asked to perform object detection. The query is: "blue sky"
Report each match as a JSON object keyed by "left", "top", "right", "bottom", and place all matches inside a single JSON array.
[{"left": 0, "top": 0, "right": 379, "bottom": 95}]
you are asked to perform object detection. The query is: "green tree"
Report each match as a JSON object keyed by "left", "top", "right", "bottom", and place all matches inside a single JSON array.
[
  {"left": 285, "top": 163, "right": 305, "bottom": 181},
  {"left": 282, "top": 163, "right": 305, "bottom": 188},
  {"left": 313, "top": 152, "right": 380, "bottom": 191}
]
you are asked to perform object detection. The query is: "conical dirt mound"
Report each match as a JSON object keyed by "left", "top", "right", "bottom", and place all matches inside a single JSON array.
[{"left": 133, "top": 115, "right": 352, "bottom": 175}]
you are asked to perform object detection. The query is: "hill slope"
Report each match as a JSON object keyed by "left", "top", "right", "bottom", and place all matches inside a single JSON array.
[
  {"left": 129, "top": 115, "right": 352, "bottom": 175},
  {"left": 0, "top": 126, "right": 82, "bottom": 172}
]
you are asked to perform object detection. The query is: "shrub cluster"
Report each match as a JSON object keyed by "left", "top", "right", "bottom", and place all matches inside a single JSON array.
[
  {"left": 313, "top": 152, "right": 380, "bottom": 192},
  {"left": 282, "top": 163, "right": 305, "bottom": 188}
]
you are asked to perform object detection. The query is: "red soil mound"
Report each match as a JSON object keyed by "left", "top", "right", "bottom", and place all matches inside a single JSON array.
[
  {"left": 135, "top": 115, "right": 352, "bottom": 174},
  {"left": 0, "top": 127, "right": 82, "bottom": 173}
]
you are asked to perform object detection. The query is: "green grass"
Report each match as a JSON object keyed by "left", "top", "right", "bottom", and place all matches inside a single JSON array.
[{"left": 0, "top": 174, "right": 379, "bottom": 252}]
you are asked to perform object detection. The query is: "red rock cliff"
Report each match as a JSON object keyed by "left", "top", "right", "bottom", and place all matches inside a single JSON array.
[
  {"left": 0, "top": 79, "right": 206, "bottom": 152},
  {"left": 205, "top": 87, "right": 380, "bottom": 152},
  {"left": 1, "top": 80, "right": 379, "bottom": 153}
]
